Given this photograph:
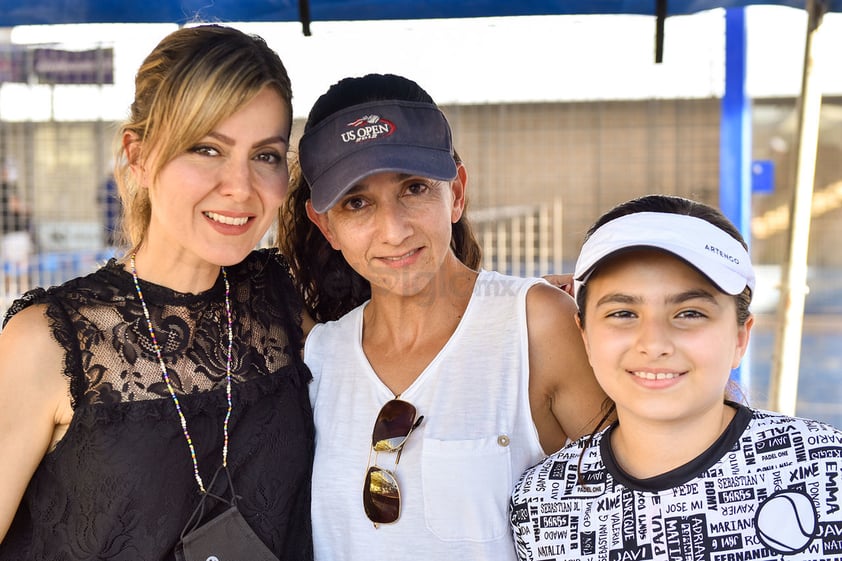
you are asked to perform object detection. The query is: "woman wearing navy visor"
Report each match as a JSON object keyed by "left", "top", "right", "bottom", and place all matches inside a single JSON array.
[{"left": 280, "top": 73, "right": 609, "bottom": 561}]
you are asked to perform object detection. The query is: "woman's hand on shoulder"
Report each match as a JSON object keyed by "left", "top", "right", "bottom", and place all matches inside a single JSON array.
[
  {"left": 541, "top": 273, "right": 574, "bottom": 298},
  {"left": 526, "top": 281, "right": 607, "bottom": 455},
  {"left": 0, "top": 304, "right": 70, "bottom": 542}
]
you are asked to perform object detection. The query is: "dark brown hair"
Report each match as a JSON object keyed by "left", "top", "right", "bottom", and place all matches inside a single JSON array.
[
  {"left": 574, "top": 194, "right": 752, "bottom": 482},
  {"left": 575, "top": 194, "right": 752, "bottom": 327},
  {"left": 279, "top": 73, "right": 481, "bottom": 322}
]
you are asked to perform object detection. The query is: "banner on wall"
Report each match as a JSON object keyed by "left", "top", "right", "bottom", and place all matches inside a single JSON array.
[
  {"left": 33, "top": 47, "right": 113, "bottom": 84},
  {"left": 0, "top": 46, "right": 113, "bottom": 84}
]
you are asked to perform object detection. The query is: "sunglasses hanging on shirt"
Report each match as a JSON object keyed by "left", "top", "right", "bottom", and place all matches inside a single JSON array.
[{"left": 363, "top": 398, "right": 424, "bottom": 527}]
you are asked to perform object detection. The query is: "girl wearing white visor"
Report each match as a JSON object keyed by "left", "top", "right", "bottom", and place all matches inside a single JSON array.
[
  {"left": 510, "top": 194, "right": 842, "bottom": 561},
  {"left": 280, "top": 73, "right": 609, "bottom": 561}
]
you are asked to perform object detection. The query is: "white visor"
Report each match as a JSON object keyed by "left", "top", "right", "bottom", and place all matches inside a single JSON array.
[{"left": 574, "top": 212, "right": 755, "bottom": 296}]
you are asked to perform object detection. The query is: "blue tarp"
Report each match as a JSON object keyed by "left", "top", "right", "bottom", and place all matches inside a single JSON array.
[{"left": 0, "top": 0, "right": 838, "bottom": 27}]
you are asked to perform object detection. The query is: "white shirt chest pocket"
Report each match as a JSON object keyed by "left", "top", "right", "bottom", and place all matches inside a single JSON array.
[{"left": 421, "top": 435, "right": 512, "bottom": 542}]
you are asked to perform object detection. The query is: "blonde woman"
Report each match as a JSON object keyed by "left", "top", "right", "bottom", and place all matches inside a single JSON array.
[{"left": 0, "top": 25, "right": 313, "bottom": 560}]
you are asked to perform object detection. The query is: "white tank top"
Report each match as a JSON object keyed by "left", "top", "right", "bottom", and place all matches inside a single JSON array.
[{"left": 305, "top": 270, "right": 547, "bottom": 561}]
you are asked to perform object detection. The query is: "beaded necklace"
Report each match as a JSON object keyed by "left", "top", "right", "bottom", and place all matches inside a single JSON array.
[{"left": 130, "top": 254, "right": 234, "bottom": 494}]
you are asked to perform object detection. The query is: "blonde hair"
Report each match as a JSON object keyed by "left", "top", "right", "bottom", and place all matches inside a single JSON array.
[{"left": 114, "top": 24, "right": 292, "bottom": 249}]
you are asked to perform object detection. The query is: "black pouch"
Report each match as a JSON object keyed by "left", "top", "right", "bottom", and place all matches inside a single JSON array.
[{"left": 174, "top": 465, "right": 280, "bottom": 561}]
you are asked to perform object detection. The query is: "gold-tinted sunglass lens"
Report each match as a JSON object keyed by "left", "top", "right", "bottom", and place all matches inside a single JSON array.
[
  {"left": 363, "top": 466, "right": 400, "bottom": 524},
  {"left": 372, "top": 400, "right": 417, "bottom": 452}
]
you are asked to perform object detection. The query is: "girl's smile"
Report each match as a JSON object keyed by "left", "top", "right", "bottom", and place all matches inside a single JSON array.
[{"left": 580, "top": 248, "right": 752, "bottom": 428}]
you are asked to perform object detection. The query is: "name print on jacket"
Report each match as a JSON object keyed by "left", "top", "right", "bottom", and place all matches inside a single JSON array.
[{"left": 510, "top": 405, "right": 842, "bottom": 561}]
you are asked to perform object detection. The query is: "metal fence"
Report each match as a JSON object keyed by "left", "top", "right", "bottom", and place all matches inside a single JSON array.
[
  {"left": 1, "top": 35, "right": 841, "bottom": 428},
  {"left": 474, "top": 199, "right": 564, "bottom": 278}
]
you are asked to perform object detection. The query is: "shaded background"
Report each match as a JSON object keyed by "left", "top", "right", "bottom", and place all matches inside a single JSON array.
[{"left": 0, "top": 4, "right": 840, "bottom": 427}]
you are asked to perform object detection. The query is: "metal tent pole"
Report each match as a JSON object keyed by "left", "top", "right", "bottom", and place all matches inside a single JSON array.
[{"left": 768, "top": 0, "right": 827, "bottom": 415}]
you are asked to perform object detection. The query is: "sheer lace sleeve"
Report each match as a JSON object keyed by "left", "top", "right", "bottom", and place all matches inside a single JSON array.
[{"left": 4, "top": 286, "right": 86, "bottom": 408}]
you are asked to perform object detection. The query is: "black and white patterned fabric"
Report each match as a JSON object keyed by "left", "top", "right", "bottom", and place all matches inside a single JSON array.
[{"left": 511, "top": 404, "right": 842, "bottom": 561}]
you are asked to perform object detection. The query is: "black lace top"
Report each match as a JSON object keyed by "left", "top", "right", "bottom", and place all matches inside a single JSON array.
[{"left": 0, "top": 249, "right": 314, "bottom": 561}]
